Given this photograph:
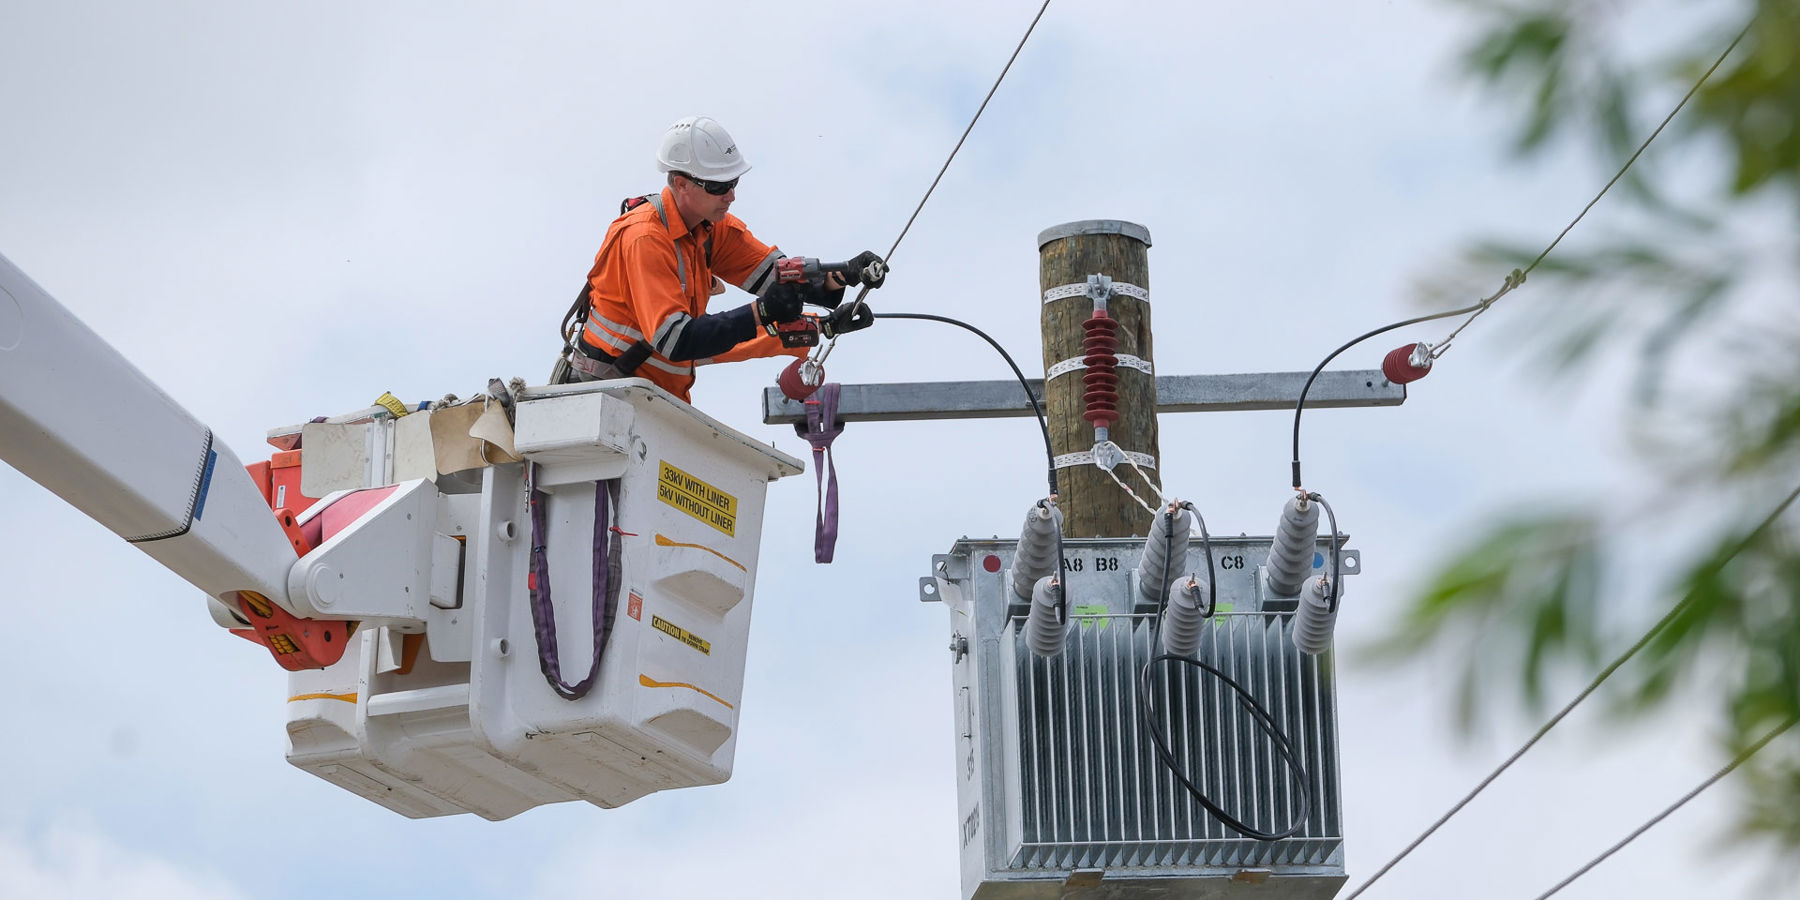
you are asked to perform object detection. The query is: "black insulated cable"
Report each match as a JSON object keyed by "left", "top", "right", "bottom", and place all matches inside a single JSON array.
[
  {"left": 1307, "top": 491, "right": 1344, "bottom": 613},
  {"left": 1138, "top": 504, "right": 1314, "bottom": 841},
  {"left": 1289, "top": 305, "right": 1479, "bottom": 490},
  {"left": 871, "top": 311, "right": 1069, "bottom": 619},
  {"left": 1179, "top": 500, "right": 1219, "bottom": 616},
  {"left": 873, "top": 312, "right": 1056, "bottom": 498},
  {"left": 1293, "top": 20, "right": 1753, "bottom": 491}
]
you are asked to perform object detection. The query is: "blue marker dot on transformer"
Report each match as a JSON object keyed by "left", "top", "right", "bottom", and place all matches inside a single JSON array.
[{"left": 1312, "top": 551, "right": 1324, "bottom": 569}]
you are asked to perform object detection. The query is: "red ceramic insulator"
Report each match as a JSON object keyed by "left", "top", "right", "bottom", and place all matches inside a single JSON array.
[
  {"left": 1081, "top": 312, "right": 1121, "bottom": 427},
  {"left": 778, "top": 358, "right": 822, "bottom": 401},
  {"left": 1382, "top": 343, "right": 1432, "bottom": 385}
]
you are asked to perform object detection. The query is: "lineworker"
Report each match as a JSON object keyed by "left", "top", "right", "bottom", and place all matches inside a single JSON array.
[{"left": 554, "top": 115, "right": 885, "bottom": 400}]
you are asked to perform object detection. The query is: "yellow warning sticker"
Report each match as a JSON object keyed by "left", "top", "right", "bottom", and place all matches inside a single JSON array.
[
  {"left": 651, "top": 615, "right": 712, "bottom": 656},
  {"left": 657, "top": 461, "right": 737, "bottom": 536}
]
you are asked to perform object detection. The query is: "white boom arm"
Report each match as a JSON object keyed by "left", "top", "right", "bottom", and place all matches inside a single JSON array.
[
  {"left": 3, "top": 249, "right": 811, "bottom": 819},
  {"left": 0, "top": 250, "right": 302, "bottom": 617}
]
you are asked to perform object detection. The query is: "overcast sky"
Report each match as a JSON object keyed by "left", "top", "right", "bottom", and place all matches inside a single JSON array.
[{"left": 0, "top": 2, "right": 1781, "bottom": 898}]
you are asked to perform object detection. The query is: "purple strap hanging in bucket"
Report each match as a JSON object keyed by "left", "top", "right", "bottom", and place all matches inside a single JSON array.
[
  {"left": 793, "top": 382, "right": 845, "bottom": 563},
  {"left": 526, "top": 462, "right": 622, "bottom": 699}
]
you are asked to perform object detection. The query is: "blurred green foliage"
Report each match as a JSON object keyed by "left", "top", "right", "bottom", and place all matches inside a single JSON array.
[{"left": 1384, "top": 0, "right": 1800, "bottom": 850}]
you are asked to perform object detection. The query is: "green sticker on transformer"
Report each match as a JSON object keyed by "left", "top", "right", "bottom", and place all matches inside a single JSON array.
[{"left": 1072, "top": 603, "right": 1110, "bottom": 627}]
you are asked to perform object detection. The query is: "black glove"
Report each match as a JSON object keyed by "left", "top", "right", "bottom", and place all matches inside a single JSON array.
[
  {"left": 840, "top": 250, "right": 888, "bottom": 289},
  {"left": 754, "top": 282, "right": 806, "bottom": 328},
  {"left": 821, "top": 301, "right": 874, "bottom": 339}
]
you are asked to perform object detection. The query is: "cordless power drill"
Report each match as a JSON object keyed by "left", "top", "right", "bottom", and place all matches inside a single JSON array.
[
  {"left": 765, "top": 255, "right": 890, "bottom": 347},
  {"left": 774, "top": 256, "right": 889, "bottom": 290}
]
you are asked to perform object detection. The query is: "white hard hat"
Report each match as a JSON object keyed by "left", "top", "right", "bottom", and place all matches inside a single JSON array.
[{"left": 656, "top": 115, "right": 751, "bottom": 181}]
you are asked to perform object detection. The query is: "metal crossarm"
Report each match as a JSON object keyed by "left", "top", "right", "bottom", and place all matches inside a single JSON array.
[{"left": 762, "top": 370, "right": 1403, "bottom": 425}]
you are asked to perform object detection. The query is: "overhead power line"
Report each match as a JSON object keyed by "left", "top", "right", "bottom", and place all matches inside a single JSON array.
[
  {"left": 821, "top": 0, "right": 1053, "bottom": 361},
  {"left": 1341, "top": 480, "right": 1800, "bottom": 900},
  {"left": 1532, "top": 715, "right": 1799, "bottom": 900},
  {"left": 1293, "top": 19, "right": 1752, "bottom": 490},
  {"left": 883, "top": 0, "right": 1054, "bottom": 265},
  {"left": 1430, "top": 17, "right": 1755, "bottom": 359}
]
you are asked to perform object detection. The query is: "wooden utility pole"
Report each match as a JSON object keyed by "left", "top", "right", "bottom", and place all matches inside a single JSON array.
[
  {"left": 1037, "top": 220, "right": 1157, "bottom": 538},
  {"left": 763, "top": 219, "right": 1407, "bottom": 540}
]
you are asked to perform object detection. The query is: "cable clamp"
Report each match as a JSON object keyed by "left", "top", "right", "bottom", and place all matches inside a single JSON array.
[{"left": 1086, "top": 273, "right": 1113, "bottom": 306}]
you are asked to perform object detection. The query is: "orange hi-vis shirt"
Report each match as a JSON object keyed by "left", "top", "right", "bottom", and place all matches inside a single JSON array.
[{"left": 578, "top": 186, "right": 805, "bottom": 401}]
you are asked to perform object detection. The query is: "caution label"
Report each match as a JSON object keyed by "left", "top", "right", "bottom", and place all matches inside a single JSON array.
[
  {"left": 657, "top": 461, "right": 737, "bottom": 536},
  {"left": 651, "top": 615, "right": 711, "bottom": 656}
]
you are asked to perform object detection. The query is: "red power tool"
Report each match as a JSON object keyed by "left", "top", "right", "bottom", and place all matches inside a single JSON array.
[{"left": 775, "top": 256, "right": 889, "bottom": 290}]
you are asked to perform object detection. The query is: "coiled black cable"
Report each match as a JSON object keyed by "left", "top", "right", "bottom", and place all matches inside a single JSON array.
[
  {"left": 870, "top": 313, "right": 1313, "bottom": 836},
  {"left": 1137, "top": 504, "right": 1315, "bottom": 841}
]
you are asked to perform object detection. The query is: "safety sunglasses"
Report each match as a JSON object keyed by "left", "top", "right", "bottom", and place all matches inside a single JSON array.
[{"left": 684, "top": 174, "right": 738, "bottom": 196}]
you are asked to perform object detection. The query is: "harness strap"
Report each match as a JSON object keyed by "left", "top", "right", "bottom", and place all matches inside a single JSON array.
[
  {"left": 526, "top": 462, "right": 621, "bottom": 700},
  {"left": 570, "top": 192, "right": 712, "bottom": 369},
  {"left": 793, "top": 383, "right": 845, "bottom": 563},
  {"left": 641, "top": 193, "right": 690, "bottom": 293}
]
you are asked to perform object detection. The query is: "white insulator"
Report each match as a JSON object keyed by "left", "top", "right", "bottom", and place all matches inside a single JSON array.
[
  {"left": 1265, "top": 494, "right": 1320, "bottom": 598},
  {"left": 1293, "top": 575, "right": 1340, "bottom": 656},
  {"left": 1159, "top": 576, "right": 1209, "bottom": 658},
  {"left": 1134, "top": 504, "right": 1193, "bottom": 605},
  {"left": 1010, "top": 500, "right": 1063, "bottom": 600},
  {"left": 1024, "top": 576, "right": 1067, "bottom": 658}
]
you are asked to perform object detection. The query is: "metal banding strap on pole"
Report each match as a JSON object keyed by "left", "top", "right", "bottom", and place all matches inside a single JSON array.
[
  {"left": 1043, "top": 282, "right": 1149, "bottom": 304},
  {"left": 1048, "top": 354, "right": 1152, "bottom": 380},
  {"left": 1055, "top": 450, "right": 1156, "bottom": 471},
  {"left": 128, "top": 430, "right": 218, "bottom": 544}
]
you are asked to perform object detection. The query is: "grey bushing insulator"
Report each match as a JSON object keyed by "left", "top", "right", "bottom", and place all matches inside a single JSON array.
[
  {"left": 1135, "top": 504, "right": 1193, "bottom": 605},
  {"left": 1024, "top": 576, "right": 1067, "bottom": 658},
  {"left": 1160, "top": 577, "right": 1209, "bottom": 658},
  {"left": 1010, "top": 501, "right": 1063, "bottom": 601},
  {"left": 1266, "top": 494, "right": 1320, "bottom": 598},
  {"left": 1293, "top": 576, "right": 1339, "bottom": 656}
]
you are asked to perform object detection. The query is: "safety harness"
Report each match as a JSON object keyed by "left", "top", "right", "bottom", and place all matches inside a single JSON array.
[
  {"left": 525, "top": 461, "right": 621, "bottom": 700},
  {"left": 793, "top": 383, "right": 845, "bottom": 563},
  {"left": 557, "top": 193, "right": 715, "bottom": 383}
]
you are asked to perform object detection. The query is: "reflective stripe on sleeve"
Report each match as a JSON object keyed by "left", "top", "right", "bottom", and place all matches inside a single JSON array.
[
  {"left": 739, "top": 250, "right": 782, "bottom": 296},
  {"left": 652, "top": 311, "right": 692, "bottom": 356}
]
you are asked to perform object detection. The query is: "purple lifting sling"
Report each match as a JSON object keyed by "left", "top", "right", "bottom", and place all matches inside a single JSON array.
[
  {"left": 794, "top": 382, "right": 845, "bottom": 564},
  {"left": 526, "top": 462, "right": 622, "bottom": 700}
]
